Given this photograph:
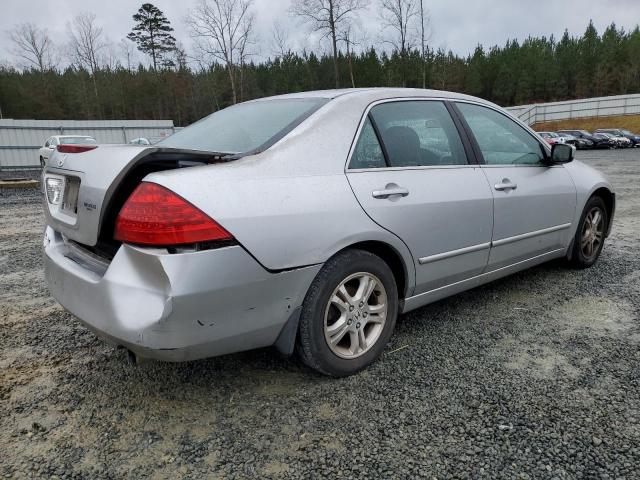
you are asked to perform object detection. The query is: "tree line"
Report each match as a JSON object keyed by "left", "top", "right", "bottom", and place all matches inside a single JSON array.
[{"left": 1, "top": 0, "right": 639, "bottom": 126}]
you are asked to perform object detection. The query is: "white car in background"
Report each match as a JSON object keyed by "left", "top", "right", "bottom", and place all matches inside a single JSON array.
[{"left": 39, "top": 136, "right": 97, "bottom": 166}]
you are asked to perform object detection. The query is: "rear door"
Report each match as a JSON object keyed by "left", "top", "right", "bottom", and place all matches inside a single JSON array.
[
  {"left": 454, "top": 102, "right": 577, "bottom": 271},
  {"left": 346, "top": 100, "right": 494, "bottom": 295}
]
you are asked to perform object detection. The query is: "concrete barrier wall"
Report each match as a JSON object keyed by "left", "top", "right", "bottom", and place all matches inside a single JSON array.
[
  {"left": 0, "top": 119, "right": 176, "bottom": 169},
  {"left": 506, "top": 94, "right": 640, "bottom": 125}
]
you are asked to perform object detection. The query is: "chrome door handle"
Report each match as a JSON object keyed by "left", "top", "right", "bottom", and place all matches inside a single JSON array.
[
  {"left": 372, "top": 187, "right": 410, "bottom": 199},
  {"left": 494, "top": 180, "right": 518, "bottom": 191}
]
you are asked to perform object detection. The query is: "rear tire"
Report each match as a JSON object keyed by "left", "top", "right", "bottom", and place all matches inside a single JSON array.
[
  {"left": 297, "top": 249, "right": 398, "bottom": 377},
  {"left": 568, "top": 196, "right": 608, "bottom": 269}
]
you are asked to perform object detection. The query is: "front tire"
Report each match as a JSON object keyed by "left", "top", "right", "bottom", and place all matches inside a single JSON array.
[
  {"left": 297, "top": 249, "right": 398, "bottom": 377},
  {"left": 568, "top": 196, "right": 608, "bottom": 269}
]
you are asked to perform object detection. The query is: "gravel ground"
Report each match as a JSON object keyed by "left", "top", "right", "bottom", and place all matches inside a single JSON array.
[
  {"left": 0, "top": 169, "right": 41, "bottom": 181},
  {"left": 1, "top": 149, "right": 639, "bottom": 479}
]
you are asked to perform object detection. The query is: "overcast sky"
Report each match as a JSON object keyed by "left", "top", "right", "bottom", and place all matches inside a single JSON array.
[{"left": 1, "top": 0, "right": 639, "bottom": 67}]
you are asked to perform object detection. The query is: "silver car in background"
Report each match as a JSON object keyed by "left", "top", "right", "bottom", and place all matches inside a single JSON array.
[{"left": 42, "top": 88, "right": 615, "bottom": 376}]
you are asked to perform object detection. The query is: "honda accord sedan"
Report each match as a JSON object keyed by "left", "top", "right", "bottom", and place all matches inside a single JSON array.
[{"left": 43, "top": 88, "right": 615, "bottom": 376}]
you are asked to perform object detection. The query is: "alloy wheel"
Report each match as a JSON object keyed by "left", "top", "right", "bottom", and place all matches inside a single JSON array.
[
  {"left": 581, "top": 207, "right": 604, "bottom": 260},
  {"left": 323, "top": 272, "right": 388, "bottom": 359}
]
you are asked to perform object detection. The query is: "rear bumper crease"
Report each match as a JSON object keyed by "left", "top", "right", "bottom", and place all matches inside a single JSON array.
[{"left": 44, "top": 226, "right": 321, "bottom": 361}]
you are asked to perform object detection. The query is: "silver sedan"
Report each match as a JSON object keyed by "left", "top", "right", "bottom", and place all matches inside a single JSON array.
[{"left": 42, "top": 88, "right": 615, "bottom": 376}]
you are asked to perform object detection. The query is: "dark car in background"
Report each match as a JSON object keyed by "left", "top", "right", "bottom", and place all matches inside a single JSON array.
[
  {"left": 559, "top": 132, "right": 593, "bottom": 150},
  {"left": 593, "top": 132, "right": 629, "bottom": 149},
  {"left": 595, "top": 128, "right": 640, "bottom": 147},
  {"left": 557, "top": 130, "right": 608, "bottom": 149}
]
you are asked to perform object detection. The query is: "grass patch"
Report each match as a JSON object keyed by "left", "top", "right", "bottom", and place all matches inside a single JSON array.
[{"left": 532, "top": 115, "right": 640, "bottom": 133}]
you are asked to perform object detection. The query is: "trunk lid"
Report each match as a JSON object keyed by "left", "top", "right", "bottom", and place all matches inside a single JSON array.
[{"left": 42, "top": 145, "right": 218, "bottom": 247}]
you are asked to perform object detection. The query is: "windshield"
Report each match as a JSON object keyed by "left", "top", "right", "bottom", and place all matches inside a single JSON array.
[
  {"left": 159, "top": 98, "right": 328, "bottom": 154},
  {"left": 60, "top": 137, "right": 96, "bottom": 145}
]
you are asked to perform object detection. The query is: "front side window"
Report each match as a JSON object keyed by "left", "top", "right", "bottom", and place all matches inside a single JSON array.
[
  {"left": 159, "top": 98, "right": 327, "bottom": 155},
  {"left": 457, "top": 103, "right": 545, "bottom": 165},
  {"left": 349, "top": 118, "right": 386, "bottom": 169},
  {"left": 369, "top": 101, "right": 467, "bottom": 167}
]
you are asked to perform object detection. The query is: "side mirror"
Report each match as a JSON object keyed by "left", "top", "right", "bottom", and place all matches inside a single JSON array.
[{"left": 550, "top": 143, "right": 574, "bottom": 164}]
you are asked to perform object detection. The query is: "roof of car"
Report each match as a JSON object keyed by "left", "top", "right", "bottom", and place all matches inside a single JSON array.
[{"left": 253, "top": 87, "right": 494, "bottom": 104}]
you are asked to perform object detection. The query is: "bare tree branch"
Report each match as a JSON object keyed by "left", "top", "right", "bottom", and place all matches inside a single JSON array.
[
  {"left": 291, "top": 0, "right": 368, "bottom": 88},
  {"left": 67, "top": 12, "right": 107, "bottom": 75},
  {"left": 271, "top": 21, "right": 292, "bottom": 58},
  {"left": 378, "top": 0, "right": 420, "bottom": 55},
  {"left": 185, "top": 0, "right": 255, "bottom": 104},
  {"left": 67, "top": 12, "right": 108, "bottom": 117},
  {"left": 419, "top": 0, "right": 432, "bottom": 88},
  {"left": 8, "top": 23, "right": 55, "bottom": 72}
]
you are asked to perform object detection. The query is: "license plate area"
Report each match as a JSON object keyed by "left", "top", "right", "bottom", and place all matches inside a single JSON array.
[
  {"left": 44, "top": 172, "right": 81, "bottom": 226},
  {"left": 62, "top": 176, "right": 80, "bottom": 215}
]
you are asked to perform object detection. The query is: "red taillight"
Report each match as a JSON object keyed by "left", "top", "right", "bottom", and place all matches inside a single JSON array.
[
  {"left": 114, "top": 182, "right": 233, "bottom": 246},
  {"left": 57, "top": 144, "right": 98, "bottom": 153}
]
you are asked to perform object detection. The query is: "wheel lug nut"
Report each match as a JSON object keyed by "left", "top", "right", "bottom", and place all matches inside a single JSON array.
[
  {"left": 347, "top": 319, "right": 352, "bottom": 325},
  {"left": 363, "top": 312, "right": 368, "bottom": 318},
  {"left": 356, "top": 323, "right": 361, "bottom": 328},
  {"left": 349, "top": 306, "right": 354, "bottom": 312},
  {"left": 359, "top": 302, "right": 364, "bottom": 307}
]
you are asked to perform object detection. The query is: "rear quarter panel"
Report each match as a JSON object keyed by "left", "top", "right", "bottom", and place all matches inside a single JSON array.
[{"left": 145, "top": 94, "right": 417, "bottom": 291}]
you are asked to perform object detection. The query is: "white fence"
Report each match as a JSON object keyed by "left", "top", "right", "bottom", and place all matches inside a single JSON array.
[
  {"left": 0, "top": 119, "right": 176, "bottom": 169},
  {"left": 506, "top": 94, "right": 640, "bottom": 126}
]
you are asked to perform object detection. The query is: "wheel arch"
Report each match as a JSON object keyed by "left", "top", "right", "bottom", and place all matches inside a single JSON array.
[
  {"left": 591, "top": 186, "right": 615, "bottom": 236},
  {"left": 339, "top": 240, "right": 410, "bottom": 301},
  {"left": 274, "top": 239, "right": 412, "bottom": 357}
]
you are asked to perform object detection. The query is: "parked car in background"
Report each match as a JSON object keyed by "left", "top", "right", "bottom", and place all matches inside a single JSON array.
[
  {"left": 595, "top": 132, "right": 632, "bottom": 148},
  {"left": 557, "top": 130, "right": 608, "bottom": 149},
  {"left": 42, "top": 88, "right": 615, "bottom": 376},
  {"left": 561, "top": 133, "right": 593, "bottom": 150},
  {"left": 597, "top": 132, "right": 633, "bottom": 148},
  {"left": 595, "top": 128, "right": 640, "bottom": 147},
  {"left": 537, "top": 131, "right": 564, "bottom": 145},
  {"left": 39, "top": 136, "right": 97, "bottom": 166}
]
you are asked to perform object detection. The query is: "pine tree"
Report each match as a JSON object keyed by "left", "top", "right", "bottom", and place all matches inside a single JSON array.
[{"left": 127, "top": 3, "right": 176, "bottom": 70}]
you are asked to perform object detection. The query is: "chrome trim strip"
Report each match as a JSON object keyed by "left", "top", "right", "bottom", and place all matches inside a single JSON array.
[
  {"left": 419, "top": 242, "right": 491, "bottom": 265},
  {"left": 492, "top": 223, "right": 572, "bottom": 247},
  {"left": 416, "top": 224, "right": 571, "bottom": 266}
]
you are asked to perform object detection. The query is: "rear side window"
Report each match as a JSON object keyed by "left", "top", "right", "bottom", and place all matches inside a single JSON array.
[
  {"left": 369, "top": 101, "right": 468, "bottom": 167},
  {"left": 457, "top": 103, "right": 545, "bottom": 165},
  {"left": 350, "top": 118, "right": 386, "bottom": 169},
  {"left": 159, "top": 98, "right": 327, "bottom": 155}
]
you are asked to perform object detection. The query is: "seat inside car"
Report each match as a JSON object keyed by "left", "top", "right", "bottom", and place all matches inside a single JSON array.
[{"left": 384, "top": 125, "right": 436, "bottom": 166}]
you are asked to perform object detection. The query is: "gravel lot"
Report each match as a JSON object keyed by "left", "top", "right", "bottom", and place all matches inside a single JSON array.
[{"left": 1, "top": 149, "right": 639, "bottom": 479}]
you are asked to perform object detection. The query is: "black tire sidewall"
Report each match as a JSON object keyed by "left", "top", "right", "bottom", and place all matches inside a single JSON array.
[
  {"left": 298, "top": 250, "right": 398, "bottom": 377},
  {"left": 572, "top": 196, "right": 608, "bottom": 268}
]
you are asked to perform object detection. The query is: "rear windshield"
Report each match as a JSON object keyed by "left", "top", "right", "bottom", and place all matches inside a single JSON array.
[
  {"left": 60, "top": 137, "right": 96, "bottom": 145},
  {"left": 159, "top": 98, "right": 328, "bottom": 154}
]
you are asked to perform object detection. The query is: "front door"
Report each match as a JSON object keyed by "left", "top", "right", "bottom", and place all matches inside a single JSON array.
[
  {"left": 346, "top": 100, "right": 494, "bottom": 295},
  {"left": 454, "top": 102, "right": 577, "bottom": 270}
]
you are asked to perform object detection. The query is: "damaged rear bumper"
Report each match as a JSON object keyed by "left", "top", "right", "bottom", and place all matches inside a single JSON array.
[{"left": 43, "top": 226, "right": 321, "bottom": 361}]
